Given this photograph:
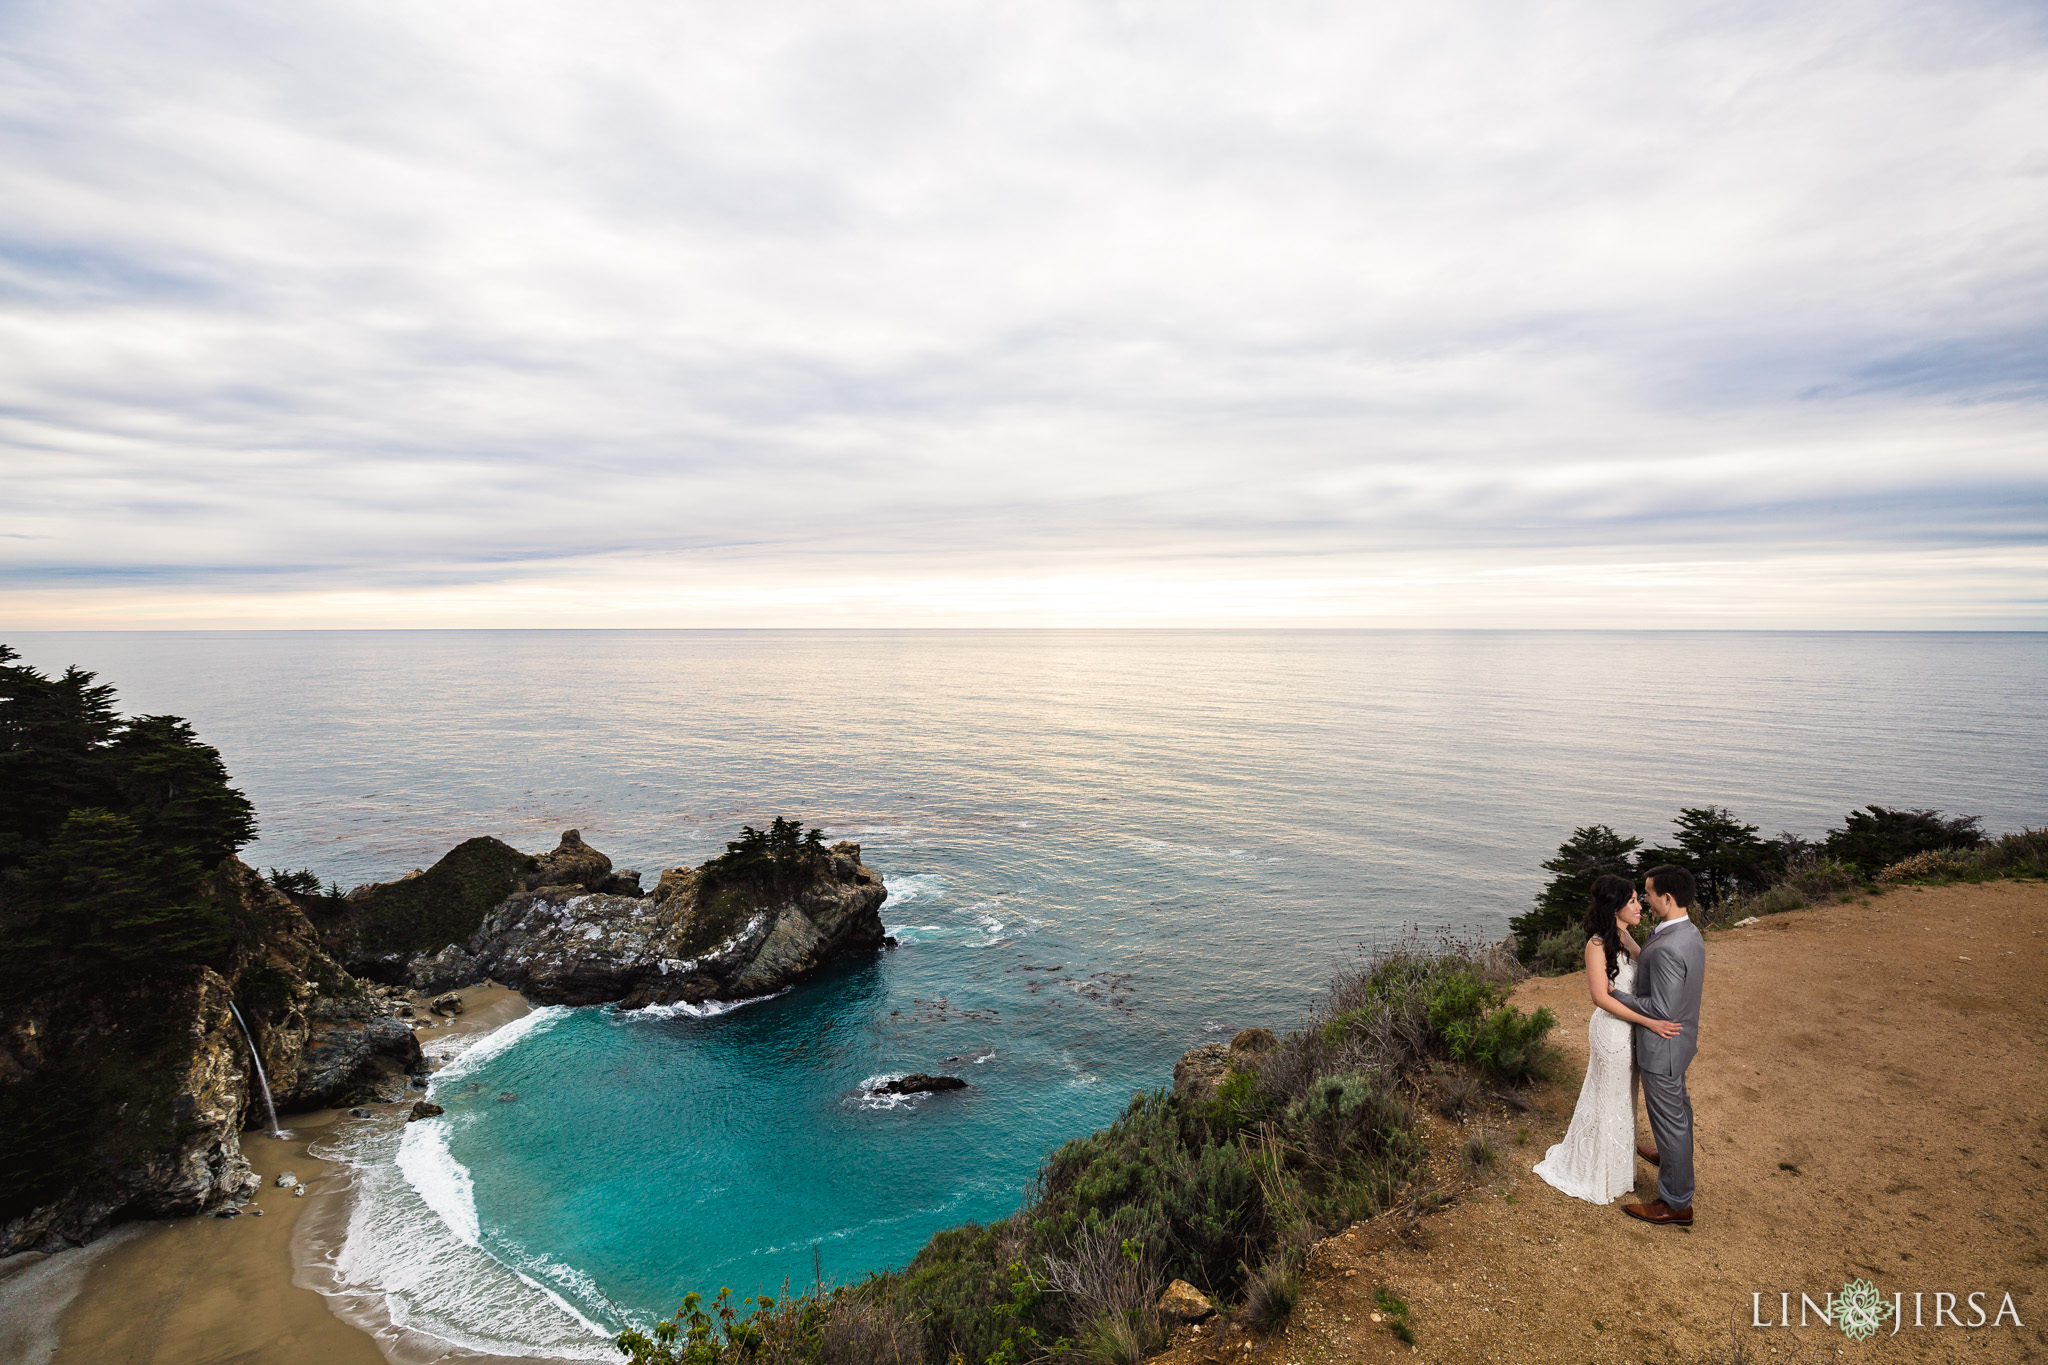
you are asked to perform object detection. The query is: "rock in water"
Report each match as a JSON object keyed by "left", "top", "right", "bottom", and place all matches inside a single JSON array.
[
  {"left": 469, "top": 841, "right": 888, "bottom": 1008},
  {"left": 874, "top": 1073, "right": 968, "bottom": 1095},
  {"left": 275, "top": 1172, "right": 301, "bottom": 1190},
  {"left": 407, "top": 1101, "right": 445, "bottom": 1121},
  {"left": 347, "top": 1107, "right": 373, "bottom": 1118},
  {"left": 1159, "top": 1280, "right": 1215, "bottom": 1322}
]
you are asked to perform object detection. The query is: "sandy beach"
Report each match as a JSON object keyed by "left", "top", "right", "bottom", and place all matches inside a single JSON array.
[{"left": 0, "top": 985, "right": 531, "bottom": 1365}]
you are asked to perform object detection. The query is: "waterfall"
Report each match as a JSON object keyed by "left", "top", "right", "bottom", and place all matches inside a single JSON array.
[{"left": 228, "top": 1000, "right": 284, "bottom": 1139}]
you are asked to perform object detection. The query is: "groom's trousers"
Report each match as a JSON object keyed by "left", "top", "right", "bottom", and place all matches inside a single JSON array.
[{"left": 1640, "top": 1068, "right": 1695, "bottom": 1209}]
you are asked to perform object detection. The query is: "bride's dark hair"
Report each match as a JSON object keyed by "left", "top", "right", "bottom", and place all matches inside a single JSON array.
[{"left": 1583, "top": 873, "right": 1635, "bottom": 982}]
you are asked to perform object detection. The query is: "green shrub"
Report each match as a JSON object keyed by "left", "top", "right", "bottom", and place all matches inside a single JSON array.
[
  {"left": 1208, "top": 1068, "right": 1275, "bottom": 1132},
  {"left": 1286, "top": 1073, "right": 1410, "bottom": 1164},
  {"left": 1961, "top": 828, "right": 2048, "bottom": 878},
  {"left": 1242, "top": 1250, "right": 1301, "bottom": 1330},
  {"left": 1824, "top": 806, "right": 1981, "bottom": 873},
  {"left": 1528, "top": 926, "right": 1584, "bottom": 976},
  {"left": 1452, "top": 1002, "right": 1557, "bottom": 1082},
  {"left": 1877, "top": 849, "right": 1972, "bottom": 884},
  {"left": 1785, "top": 857, "right": 1861, "bottom": 904},
  {"left": 1374, "top": 1287, "right": 1416, "bottom": 1345},
  {"left": 1754, "top": 884, "right": 1807, "bottom": 914}
]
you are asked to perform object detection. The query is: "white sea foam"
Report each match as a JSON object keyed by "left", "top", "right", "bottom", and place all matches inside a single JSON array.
[
  {"left": 426, "top": 1004, "right": 570, "bottom": 1084},
  {"left": 626, "top": 988, "right": 788, "bottom": 1021},
  {"left": 395, "top": 1119, "right": 480, "bottom": 1246},
  {"left": 301, "top": 1005, "right": 619, "bottom": 1363},
  {"left": 883, "top": 872, "right": 945, "bottom": 905},
  {"left": 849, "top": 1074, "right": 925, "bottom": 1111},
  {"left": 311, "top": 1117, "right": 617, "bottom": 1362}
]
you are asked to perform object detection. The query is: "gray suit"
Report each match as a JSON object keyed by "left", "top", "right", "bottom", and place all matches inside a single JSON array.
[{"left": 1610, "top": 916, "right": 1705, "bottom": 1209}]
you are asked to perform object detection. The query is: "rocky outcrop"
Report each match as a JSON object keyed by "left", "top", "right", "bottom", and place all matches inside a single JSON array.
[
  {"left": 1172, "top": 1027, "right": 1278, "bottom": 1102},
  {"left": 410, "top": 941, "right": 479, "bottom": 993},
  {"left": 523, "top": 829, "right": 613, "bottom": 894},
  {"left": 276, "top": 992, "right": 423, "bottom": 1110},
  {"left": 311, "top": 836, "right": 534, "bottom": 983},
  {"left": 466, "top": 840, "right": 887, "bottom": 1008},
  {"left": 875, "top": 1073, "right": 968, "bottom": 1095},
  {"left": 0, "top": 859, "right": 402, "bottom": 1254}
]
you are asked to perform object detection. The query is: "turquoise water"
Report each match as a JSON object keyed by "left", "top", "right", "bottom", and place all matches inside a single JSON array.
[{"left": 8, "top": 630, "right": 2046, "bottom": 1353}]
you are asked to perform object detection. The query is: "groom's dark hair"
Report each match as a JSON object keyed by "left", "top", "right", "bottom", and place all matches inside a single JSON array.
[{"left": 1644, "top": 864, "right": 1698, "bottom": 909}]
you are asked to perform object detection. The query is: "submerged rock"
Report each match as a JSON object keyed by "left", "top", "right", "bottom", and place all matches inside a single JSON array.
[{"left": 875, "top": 1074, "right": 968, "bottom": 1095}]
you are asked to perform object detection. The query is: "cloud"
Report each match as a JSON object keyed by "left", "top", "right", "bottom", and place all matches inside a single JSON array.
[{"left": 0, "top": 0, "right": 2044, "bottom": 626}]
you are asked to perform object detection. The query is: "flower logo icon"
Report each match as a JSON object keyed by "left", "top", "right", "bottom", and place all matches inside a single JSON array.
[{"left": 1835, "top": 1279, "right": 1895, "bottom": 1342}]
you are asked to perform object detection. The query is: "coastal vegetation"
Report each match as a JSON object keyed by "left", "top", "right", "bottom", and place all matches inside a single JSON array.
[
  {"left": 1511, "top": 803, "right": 2042, "bottom": 974},
  {"left": 617, "top": 933, "right": 1554, "bottom": 1365},
  {"left": 0, "top": 644, "right": 259, "bottom": 983}
]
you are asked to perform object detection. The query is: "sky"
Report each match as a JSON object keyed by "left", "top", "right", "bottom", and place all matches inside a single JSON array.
[{"left": 2, "top": 0, "right": 2045, "bottom": 629}]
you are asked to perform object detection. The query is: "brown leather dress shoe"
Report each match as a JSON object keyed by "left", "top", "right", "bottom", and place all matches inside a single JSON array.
[
  {"left": 1623, "top": 1200, "right": 1692, "bottom": 1226},
  {"left": 1638, "top": 1143, "right": 1661, "bottom": 1166}
]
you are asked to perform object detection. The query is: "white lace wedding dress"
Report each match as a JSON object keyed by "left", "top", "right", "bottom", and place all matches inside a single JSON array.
[{"left": 1532, "top": 952, "right": 1641, "bottom": 1204}]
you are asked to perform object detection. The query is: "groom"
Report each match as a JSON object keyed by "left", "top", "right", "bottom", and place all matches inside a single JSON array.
[{"left": 1609, "top": 863, "right": 1705, "bottom": 1227}]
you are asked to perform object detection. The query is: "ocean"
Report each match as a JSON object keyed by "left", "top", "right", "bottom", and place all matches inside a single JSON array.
[{"left": 8, "top": 630, "right": 2045, "bottom": 1358}]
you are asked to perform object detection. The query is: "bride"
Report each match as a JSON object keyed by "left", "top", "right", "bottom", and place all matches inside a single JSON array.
[{"left": 1532, "top": 874, "right": 1683, "bottom": 1204}]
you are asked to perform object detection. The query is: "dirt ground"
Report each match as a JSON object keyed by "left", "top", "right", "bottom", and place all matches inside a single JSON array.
[{"left": 1151, "top": 881, "right": 2048, "bottom": 1365}]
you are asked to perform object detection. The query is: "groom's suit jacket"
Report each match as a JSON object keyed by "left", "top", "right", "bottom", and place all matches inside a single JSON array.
[{"left": 1609, "top": 917, "right": 1705, "bottom": 1076}]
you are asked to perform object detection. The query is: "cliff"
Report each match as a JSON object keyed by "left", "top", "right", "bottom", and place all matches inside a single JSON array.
[{"left": 0, "top": 858, "right": 421, "bottom": 1254}]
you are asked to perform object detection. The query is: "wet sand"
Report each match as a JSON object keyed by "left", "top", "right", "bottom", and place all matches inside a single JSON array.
[{"left": 1, "top": 984, "right": 531, "bottom": 1365}]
